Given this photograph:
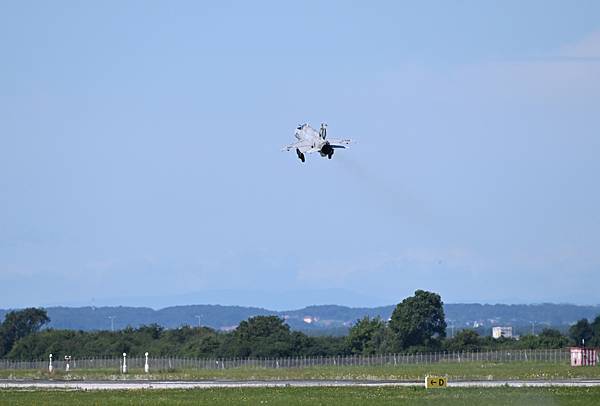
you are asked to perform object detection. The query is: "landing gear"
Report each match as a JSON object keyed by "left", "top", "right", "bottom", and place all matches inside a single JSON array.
[
  {"left": 296, "top": 148, "right": 305, "bottom": 163},
  {"left": 320, "top": 141, "right": 334, "bottom": 160}
]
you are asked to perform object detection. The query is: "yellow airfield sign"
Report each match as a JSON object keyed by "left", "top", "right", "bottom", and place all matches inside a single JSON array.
[{"left": 425, "top": 375, "right": 448, "bottom": 388}]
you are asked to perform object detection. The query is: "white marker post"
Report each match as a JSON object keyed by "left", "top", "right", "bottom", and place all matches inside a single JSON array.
[
  {"left": 48, "top": 354, "right": 53, "bottom": 373},
  {"left": 122, "top": 353, "right": 127, "bottom": 374},
  {"left": 144, "top": 352, "right": 149, "bottom": 373}
]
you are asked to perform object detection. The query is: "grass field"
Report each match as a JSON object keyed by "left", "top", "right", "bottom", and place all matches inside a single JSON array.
[
  {"left": 1, "top": 387, "right": 600, "bottom": 405},
  {"left": 1, "top": 361, "right": 599, "bottom": 381}
]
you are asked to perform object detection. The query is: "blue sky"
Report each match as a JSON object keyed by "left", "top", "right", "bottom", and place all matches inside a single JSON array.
[{"left": 1, "top": 1, "right": 599, "bottom": 309}]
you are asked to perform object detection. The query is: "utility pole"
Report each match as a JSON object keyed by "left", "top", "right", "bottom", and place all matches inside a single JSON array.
[
  {"left": 108, "top": 316, "right": 116, "bottom": 332},
  {"left": 195, "top": 315, "right": 202, "bottom": 328}
]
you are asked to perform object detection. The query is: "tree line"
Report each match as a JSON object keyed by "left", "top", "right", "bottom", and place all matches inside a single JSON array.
[{"left": 2, "top": 290, "right": 599, "bottom": 360}]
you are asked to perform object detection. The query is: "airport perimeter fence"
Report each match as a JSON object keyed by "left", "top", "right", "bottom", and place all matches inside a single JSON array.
[{"left": 0, "top": 348, "right": 574, "bottom": 371}]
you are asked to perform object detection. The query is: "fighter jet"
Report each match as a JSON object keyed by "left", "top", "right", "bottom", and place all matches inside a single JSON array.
[{"left": 283, "top": 123, "right": 352, "bottom": 162}]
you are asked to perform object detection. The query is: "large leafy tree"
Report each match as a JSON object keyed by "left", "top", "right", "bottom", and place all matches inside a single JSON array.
[
  {"left": 590, "top": 315, "right": 600, "bottom": 347},
  {"left": 389, "top": 290, "right": 446, "bottom": 351},
  {"left": 346, "top": 316, "right": 392, "bottom": 355},
  {"left": 537, "top": 328, "right": 569, "bottom": 349},
  {"left": 569, "top": 319, "right": 593, "bottom": 346},
  {"left": 231, "top": 316, "right": 294, "bottom": 358},
  {"left": 0, "top": 308, "right": 50, "bottom": 356}
]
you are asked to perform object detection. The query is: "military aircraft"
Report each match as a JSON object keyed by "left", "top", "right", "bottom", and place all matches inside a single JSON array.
[{"left": 283, "top": 123, "right": 352, "bottom": 162}]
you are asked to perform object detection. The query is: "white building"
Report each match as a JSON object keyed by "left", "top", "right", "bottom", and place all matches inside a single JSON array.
[{"left": 492, "top": 326, "right": 513, "bottom": 339}]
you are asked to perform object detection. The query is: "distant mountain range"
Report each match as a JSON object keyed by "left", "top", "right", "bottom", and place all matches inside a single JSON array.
[{"left": 1, "top": 303, "right": 599, "bottom": 335}]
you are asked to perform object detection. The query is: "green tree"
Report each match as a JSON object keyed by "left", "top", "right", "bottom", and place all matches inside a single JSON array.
[
  {"left": 569, "top": 319, "right": 593, "bottom": 346},
  {"left": 389, "top": 290, "right": 446, "bottom": 351},
  {"left": 137, "top": 324, "right": 164, "bottom": 340},
  {"left": 0, "top": 308, "right": 49, "bottom": 357},
  {"left": 537, "top": 328, "right": 569, "bottom": 348},
  {"left": 445, "top": 329, "right": 481, "bottom": 351},
  {"left": 518, "top": 334, "right": 541, "bottom": 349},
  {"left": 231, "top": 316, "right": 294, "bottom": 358},
  {"left": 304, "top": 335, "right": 349, "bottom": 356},
  {"left": 589, "top": 315, "right": 600, "bottom": 347},
  {"left": 346, "top": 317, "right": 391, "bottom": 355}
]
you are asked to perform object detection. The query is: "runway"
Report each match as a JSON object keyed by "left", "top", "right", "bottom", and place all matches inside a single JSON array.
[{"left": 2, "top": 379, "right": 600, "bottom": 390}]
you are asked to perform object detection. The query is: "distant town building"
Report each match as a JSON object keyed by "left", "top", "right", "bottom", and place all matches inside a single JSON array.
[{"left": 492, "top": 326, "right": 513, "bottom": 339}]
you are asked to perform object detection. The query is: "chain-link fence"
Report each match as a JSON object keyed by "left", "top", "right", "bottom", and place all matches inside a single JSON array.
[{"left": 0, "top": 349, "right": 574, "bottom": 371}]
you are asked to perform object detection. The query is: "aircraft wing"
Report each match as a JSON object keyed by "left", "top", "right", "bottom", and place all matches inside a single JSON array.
[
  {"left": 282, "top": 141, "right": 320, "bottom": 154},
  {"left": 327, "top": 138, "right": 352, "bottom": 149}
]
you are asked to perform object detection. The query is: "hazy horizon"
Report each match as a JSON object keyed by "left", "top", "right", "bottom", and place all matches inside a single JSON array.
[
  {"left": 2, "top": 289, "right": 600, "bottom": 312},
  {"left": 3, "top": 292, "right": 600, "bottom": 313},
  {"left": 2, "top": 2, "right": 599, "bottom": 309}
]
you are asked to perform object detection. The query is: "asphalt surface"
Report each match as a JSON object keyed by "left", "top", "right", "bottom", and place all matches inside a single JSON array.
[{"left": 2, "top": 379, "right": 600, "bottom": 390}]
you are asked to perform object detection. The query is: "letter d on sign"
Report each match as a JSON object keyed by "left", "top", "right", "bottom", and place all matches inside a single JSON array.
[{"left": 425, "top": 375, "right": 448, "bottom": 388}]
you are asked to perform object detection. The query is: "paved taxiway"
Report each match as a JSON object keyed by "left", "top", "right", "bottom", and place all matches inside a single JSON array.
[{"left": 2, "top": 379, "right": 600, "bottom": 390}]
